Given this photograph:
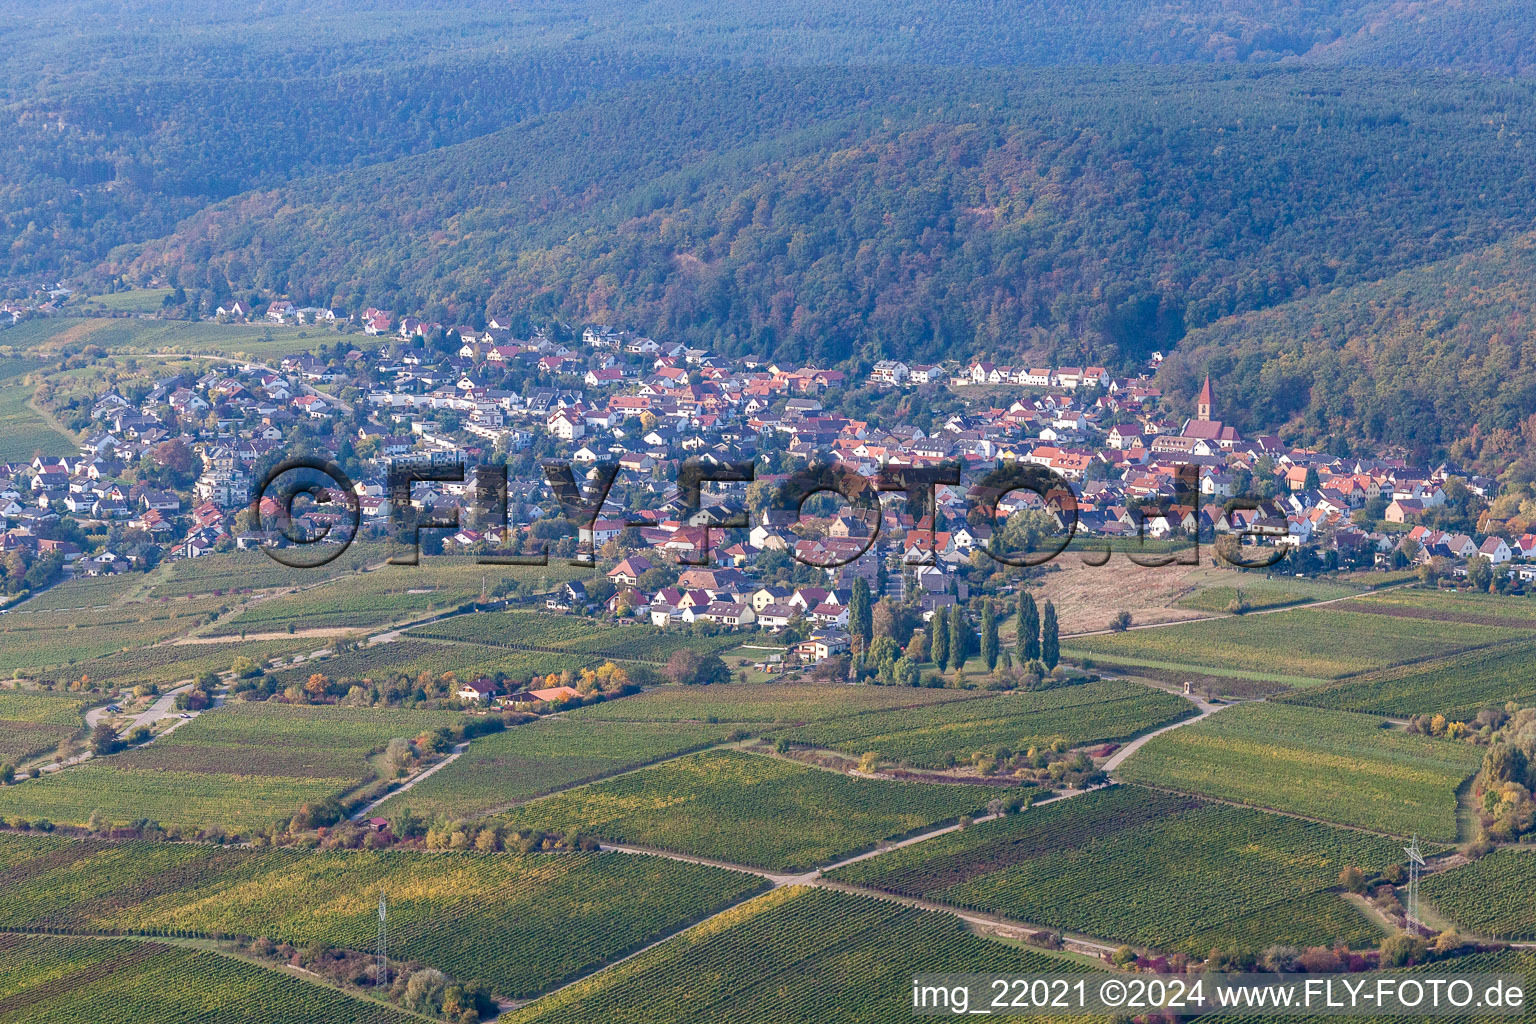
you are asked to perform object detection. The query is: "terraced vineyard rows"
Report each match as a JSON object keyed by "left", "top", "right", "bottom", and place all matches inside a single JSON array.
[
  {"left": 782, "top": 678, "right": 1193, "bottom": 768},
  {"left": 1207, "top": 950, "right": 1536, "bottom": 1024},
  {"left": 0, "top": 691, "right": 86, "bottom": 765},
  {"left": 0, "top": 703, "right": 464, "bottom": 834},
  {"left": 1281, "top": 639, "right": 1536, "bottom": 719},
  {"left": 378, "top": 717, "right": 736, "bottom": 820},
  {"left": 1067, "top": 606, "right": 1524, "bottom": 682},
  {"left": 0, "top": 834, "right": 766, "bottom": 999},
  {"left": 0, "top": 606, "right": 207, "bottom": 673},
  {"left": 564, "top": 683, "right": 989, "bottom": 724},
  {"left": 831, "top": 787, "right": 1402, "bottom": 953},
  {"left": 500, "top": 748, "right": 1004, "bottom": 872},
  {"left": 269, "top": 638, "right": 587, "bottom": 689},
  {"left": 0, "top": 933, "right": 412, "bottom": 1023},
  {"left": 1116, "top": 702, "right": 1482, "bottom": 840},
  {"left": 68, "top": 637, "right": 316, "bottom": 689},
  {"left": 506, "top": 887, "right": 1102, "bottom": 1024},
  {"left": 1421, "top": 849, "right": 1536, "bottom": 940},
  {"left": 408, "top": 612, "right": 742, "bottom": 664}
]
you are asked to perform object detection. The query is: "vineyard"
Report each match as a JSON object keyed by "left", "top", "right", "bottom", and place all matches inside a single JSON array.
[
  {"left": 1421, "top": 849, "right": 1536, "bottom": 940},
  {"left": 0, "top": 690, "right": 86, "bottom": 765},
  {"left": 1117, "top": 702, "right": 1481, "bottom": 840},
  {"left": 14, "top": 572, "right": 149, "bottom": 612},
  {"left": 1341, "top": 587, "right": 1536, "bottom": 626},
  {"left": 1281, "top": 639, "right": 1536, "bottom": 719},
  {"left": 376, "top": 717, "right": 736, "bottom": 820},
  {"left": 1175, "top": 576, "right": 1359, "bottom": 614},
  {"left": 564, "top": 682, "right": 989, "bottom": 724},
  {"left": 67, "top": 637, "right": 316, "bottom": 689},
  {"left": 0, "top": 934, "right": 413, "bottom": 1023},
  {"left": 830, "top": 787, "right": 1402, "bottom": 953},
  {"left": 499, "top": 748, "right": 1003, "bottom": 872},
  {"left": 781, "top": 678, "right": 1193, "bottom": 768},
  {"left": 0, "top": 605, "right": 208, "bottom": 673},
  {"left": 0, "top": 359, "right": 72, "bottom": 463},
  {"left": 407, "top": 611, "right": 742, "bottom": 664},
  {"left": 203, "top": 562, "right": 587, "bottom": 636},
  {"left": 506, "top": 887, "right": 1099, "bottom": 1024},
  {"left": 0, "top": 834, "right": 766, "bottom": 998},
  {"left": 1066, "top": 606, "right": 1524, "bottom": 683},
  {"left": 268, "top": 638, "right": 587, "bottom": 690},
  {"left": 1208, "top": 950, "right": 1536, "bottom": 1024},
  {"left": 0, "top": 703, "right": 464, "bottom": 833}
]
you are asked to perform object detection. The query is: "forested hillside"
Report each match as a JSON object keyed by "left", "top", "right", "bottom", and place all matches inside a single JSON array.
[
  {"left": 4, "top": 0, "right": 1535, "bottom": 285},
  {"left": 1161, "top": 231, "right": 1536, "bottom": 471},
  {"left": 6, "top": 0, "right": 1536, "bottom": 456},
  {"left": 116, "top": 67, "right": 1536, "bottom": 369}
]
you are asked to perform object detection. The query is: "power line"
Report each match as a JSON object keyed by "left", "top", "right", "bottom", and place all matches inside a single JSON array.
[
  {"left": 1403, "top": 835, "right": 1424, "bottom": 932},
  {"left": 376, "top": 892, "right": 387, "bottom": 991}
]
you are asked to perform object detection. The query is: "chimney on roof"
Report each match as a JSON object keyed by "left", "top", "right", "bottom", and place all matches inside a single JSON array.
[{"left": 1196, "top": 374, "right": 1215, "bottom": 423}]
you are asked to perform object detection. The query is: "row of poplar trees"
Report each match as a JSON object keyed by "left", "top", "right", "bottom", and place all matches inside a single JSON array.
[{"left": 845, "top": 577, "right": 1059, "bottom": 676}]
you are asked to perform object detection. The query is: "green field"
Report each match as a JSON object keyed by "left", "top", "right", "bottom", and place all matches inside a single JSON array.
[
  {"left": 0, "top": 702, "right": 464, "bottom": 834},
  {"left": 0, "top": 357, "right": 72, "bottom": 463},
  {"left": 3, "top": 315, "right": 370, "bottom": 359},
  {"left": 0, "top": 605, "right": 208, "bottom": 674},
  {"left": 1066, "top": 605, "right": 1521, "bottom": 683},
  {"left": 0, "top": 933, "right": 412, "bottom": 1023},
  {"left": 65, "top": 637, "right": 317, "bottom": 689},
  {"left": 1281, "top": 639, "right": 1536, "bottom": 720},
  {"left": 831, "top": 787, "right": 1402, "bottom": 953},
  {"left": 77, "top": 287, "right": 175, "bottom": 312},
  {"left": 14, "top": 573, "right": 151, "bottom": 612},
  {"left": 500, "top": 748, "right": 1004, "bottom": 872},
  {"left": 781, "top": 678, "right": 1193, "bottom": 768},
  {"left": 565, "top": 682, "right": 990, "bottom": 724},
  {"left": 1341, "top": 587, "right": 1536, "bottom": 626},
  {"left": 204, "top": 563, "right": 589, "bottom": 636},
  {"left": 506, "top": 886, "right": 1098, "bottom": 1024},
  {"left": 1116, "top": 702, "right": 1482, "bottom": 840},
  {"left": 405, "top": 611, "right": 743, "bottom": 664},
  {"left": 0, "top": 690, "right": 86, "bottom": 765},
  {"left": 0, "top": 833, "right": 765, "bottom": 999},
  {"left": 378, "top": 717, "right": 736, "bottom": 820},
  {"left": 269, "top": 638, "right": 587, "bottom": 691},
  {"left": 1175, "top": 575, "right": 1359, "bottom": 614},
  {"left": 1421, "top": 849, "right": 1536, "bottom": 941}
]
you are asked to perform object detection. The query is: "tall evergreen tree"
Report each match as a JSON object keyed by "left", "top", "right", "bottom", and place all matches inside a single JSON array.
[
  {"left": 1018, "top": 593, "right": 1040, "bottom": 661},
  {"left": 1041, "top": 599, "right": 1059, "bottom": 669},
  {"left": 931, "top": 605, "right": 949, "bottom": 671},
  {"left": 949, "top": 604, "right": 969, "bottom": 673},
  {"left": 849, "top": 577, "right": 872, "bottom": 654},
  {"left": 981, "top": 601, "right": 998, "bottom": 672},
  {"left": 876, "top": 559, "right": 888, "bottom": 598}
]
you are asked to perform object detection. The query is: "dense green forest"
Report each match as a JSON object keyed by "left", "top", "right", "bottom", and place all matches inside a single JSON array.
[
  {"left": 5, "top": 0, "right": 1536, "bottom": 456},
  {"left": 1162, "top": 231, "right": 1536, "bottom": 471},
  {"left": 116, "top": 67, "right": 1536, "bottom": 371}
]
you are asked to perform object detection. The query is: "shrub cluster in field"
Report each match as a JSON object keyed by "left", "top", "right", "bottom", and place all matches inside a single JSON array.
[{"left": 1116, "top": 702, "right": 1482, "bottom": 840}]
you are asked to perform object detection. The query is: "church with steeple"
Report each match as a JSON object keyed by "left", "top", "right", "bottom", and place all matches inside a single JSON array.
[{"left": 1181, "top": 374, "right": 1240, "bottom": 448}]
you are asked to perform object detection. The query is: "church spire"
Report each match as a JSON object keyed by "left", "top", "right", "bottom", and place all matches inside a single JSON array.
[{"left": 1196, "top": 374, "right": 1214, "bottom": 422}]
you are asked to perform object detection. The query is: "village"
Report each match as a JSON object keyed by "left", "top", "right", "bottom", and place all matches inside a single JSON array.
[{"left": 1, "top": 302, "right": 1531, "bottom": 650}]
